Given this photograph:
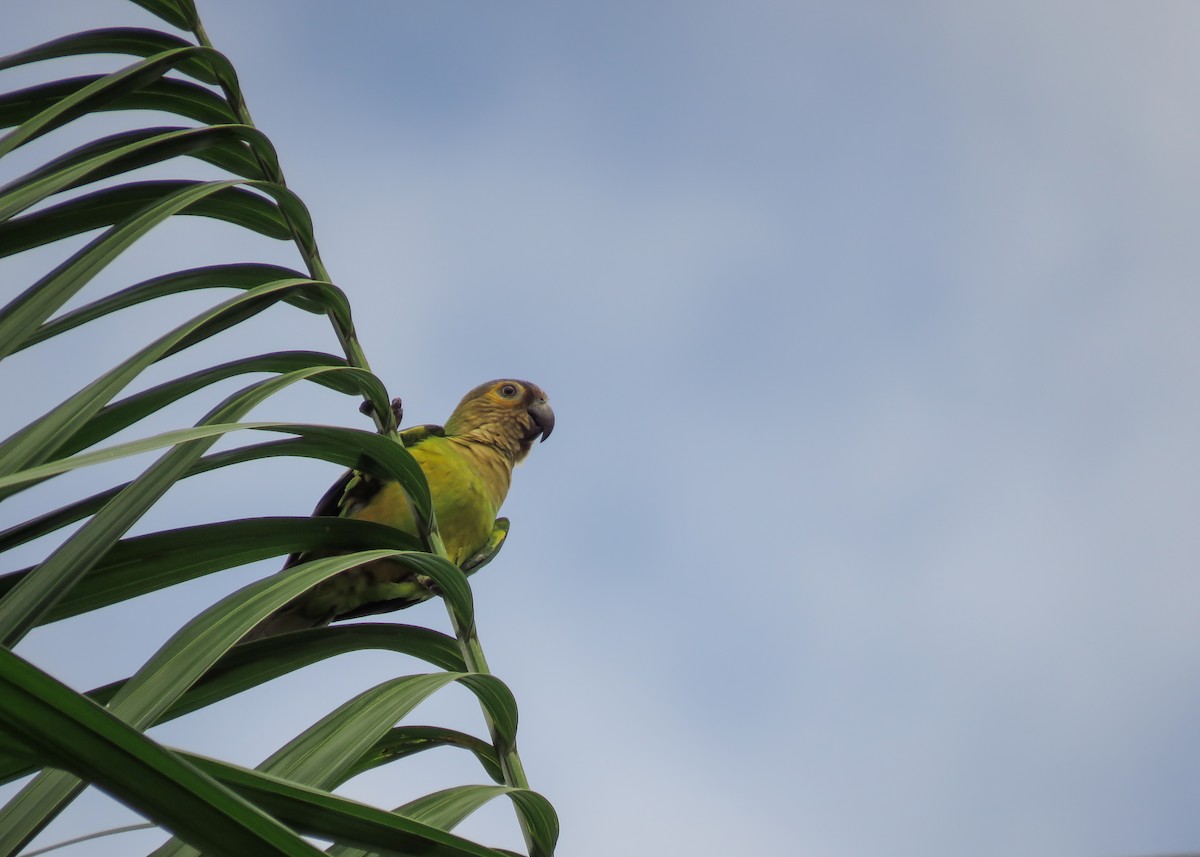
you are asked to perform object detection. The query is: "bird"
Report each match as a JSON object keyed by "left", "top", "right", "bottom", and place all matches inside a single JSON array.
[{"left": 245, "top": 379, "right": 553, "bottom": 639}]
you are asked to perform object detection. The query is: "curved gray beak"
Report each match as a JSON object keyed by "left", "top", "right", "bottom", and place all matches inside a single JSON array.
[{"left": 528, "top": 399, "right": 555, "bottom": 442}]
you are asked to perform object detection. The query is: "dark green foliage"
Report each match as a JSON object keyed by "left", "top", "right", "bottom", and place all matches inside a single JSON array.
[{"left": 0, "top": 4, "right": 557, "bottom": 856}]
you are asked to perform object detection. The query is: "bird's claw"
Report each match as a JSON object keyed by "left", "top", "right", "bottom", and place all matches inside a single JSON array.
[{"left": 360, "top": 396, "right": 404, "bottom": 428}]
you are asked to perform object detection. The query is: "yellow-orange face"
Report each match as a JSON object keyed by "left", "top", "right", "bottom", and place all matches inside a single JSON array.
[{"left": 445, "top": 379, "right": 554, "bottom": 459}]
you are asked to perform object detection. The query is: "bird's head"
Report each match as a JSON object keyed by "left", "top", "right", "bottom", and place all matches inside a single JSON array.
[{"left": 444, "top": 379, "right": 554, "bottom": 462}]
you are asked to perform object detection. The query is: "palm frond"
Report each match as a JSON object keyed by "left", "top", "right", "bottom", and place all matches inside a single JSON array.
[{"left": 0, "top": 3, "right": 557, "bottom": 856}]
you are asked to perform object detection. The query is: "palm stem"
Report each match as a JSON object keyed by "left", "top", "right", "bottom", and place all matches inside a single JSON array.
[
  {"left": 189, "top": 17, "right": 391, "bottom": 435},
  {"left": 444, "top": 606, "right": 540, "bottom": 855},
  {"left": 426, "top": 530, "right": 540, "bottom": 853}
]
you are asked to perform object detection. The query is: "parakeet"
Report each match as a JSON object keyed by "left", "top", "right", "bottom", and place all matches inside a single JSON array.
[{"left": 246, "top": 379, "right": 553, "bottom": 639}]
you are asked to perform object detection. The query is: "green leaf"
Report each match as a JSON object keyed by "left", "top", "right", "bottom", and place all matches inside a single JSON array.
[
  {"left": 0, "top": 518, "right": 422, "bottom": 624},
  {"left": 185, "top": 756, "right": 513, "bottom": 857},
  {"left": 0, "top": 647, "right": 323, "bottom": 857},
  {"left": 0, "top": 283, "right": 366, "bottom": 478},
  {"left": 114, "top": 551, "right": 423, "bottom": 725},
  {"left": 147, "top": 670, "right": 501, "bottom": 857},
  {"left": 130, "top": 624, "right": 468, "bottom": 715},
  {"left": 0, "top": 422, "right": 430, "bottom": 532},
  {"left": 400, "top": 785, "right": 515, "bottom": 831},
  {"left": 0, "top": 625, "right": 468, "bottom": 788},
  {"left": 0, "top": 75, "right": 236, "bottom": 130},
  {"left": 0, "top": 28, "right": 218, "bottom": 84},
  {"left": 0, "top": 178, "right": 246, "bottom": 365},
  {"left": 0, "top": 376, "right": 395, "bottom": 646},
  {"left": 0, "top": 180, "right": 292, "bottom": 256},
  {"left": 0, "top": 549, "right": 413, "bottom": 849},
  {"left": 250, "top": 673, "right": 516, "bottom": 795},
  {"left": 344, "top": 726, "right": 503, "bottom": 784},
  {"left": 19, "top": 264, "right": 324, "bottom": 351},
  {"left": 507, "top": 789, "right": 561, "bottom": 857},
  {"left": 379, "top": 551, "right": 474, "bottom": 633},
  {"left": 0, "top": 48, "right": 233, "bottom": 156},
  {"left": 329, "top": 786, "right": 558, "bottom": 857},
  {"left": 52, "top": 352, "right": 350, "bottom": 458},
  {"left": 0, "top": 124, "right": 277, "bottom": 221},
  {"left": 456, "top": 676, "right": 518, "bottom": 755},
  {"left": 260, "top": 673, "right": 463, "bottom": 787},
  {"left": 0, "top": 437, "right": 360, "bottom": 551},
  {"left": 124, "top": 0, "right": 198, "bottom": 32}
]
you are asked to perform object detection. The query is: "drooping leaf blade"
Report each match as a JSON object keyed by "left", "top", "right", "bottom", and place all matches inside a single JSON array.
[
  {"left": 0, "top": 178, "right": 247, "bottom": 365},
  {"left": 0, "top": 647, "right": 323, "bottom": 857},
  {"left": 0, "top": 373, "right": 400, "bottom": 646},
  {"left": 0, "top": 284, "right": 368, "bottom": 479},
  {"left": 0, "top": 28, "right": 217, "bottom": 84},
  {"left": 257, "top": 673, "right": 463, "bottom": 787},
  {"left": 0, "top": 548, "right": 417, "bottom": 849},
  {"left": 0, "top": 74, "right": 235, "bottom": 130},
  {"left": 185, "top": 756, "right": 514, "bottom": 857},
  {"left": 0, "top": 421, "right": 431, "bottom": 532},
  {"left": 124, "top": 0, "right": 197, "bottom": 32},
  {"left": 0, "top": 181, "right": 291, "bottom": 257},
  {"left": 0, "top": 518, "right": 421, "bottom": 623},
  {"left": 344, "top": 725, "right": 503, "bottom": 784},
  {"left": 0, "top": 47, "right": 233, "bottom": 156},
  {"left": 0, "top": 124, "right": 276, "bottom": 221}
]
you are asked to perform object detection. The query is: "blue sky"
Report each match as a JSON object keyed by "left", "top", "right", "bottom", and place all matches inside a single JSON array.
[{"left": 3, "top": 2, "right": 1200, "bottom": 855}]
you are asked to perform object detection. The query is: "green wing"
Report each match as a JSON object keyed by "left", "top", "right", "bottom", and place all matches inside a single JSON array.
[
  {"left": 398, "top": 423, "right": 445, "bottom": 446},
  {"left": 283, "top": 424, "right": 447, "bottom": 567},
  {"left": 315, "top": 423, "right": 445, "bottom": 517}
]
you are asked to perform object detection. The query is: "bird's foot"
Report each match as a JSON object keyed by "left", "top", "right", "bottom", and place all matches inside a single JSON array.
[{"left": 360, "top": 396, "right": 404, "bottom": 428}]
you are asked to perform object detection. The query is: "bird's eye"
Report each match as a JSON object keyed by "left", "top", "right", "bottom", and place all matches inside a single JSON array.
[{"left": 499, "top": 383, "right": 519, "bottom": 398}]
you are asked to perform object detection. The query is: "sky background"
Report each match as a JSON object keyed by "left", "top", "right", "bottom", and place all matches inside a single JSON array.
[{"left": 3, "top": 2, "right": 1200, "bottom": 856}]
